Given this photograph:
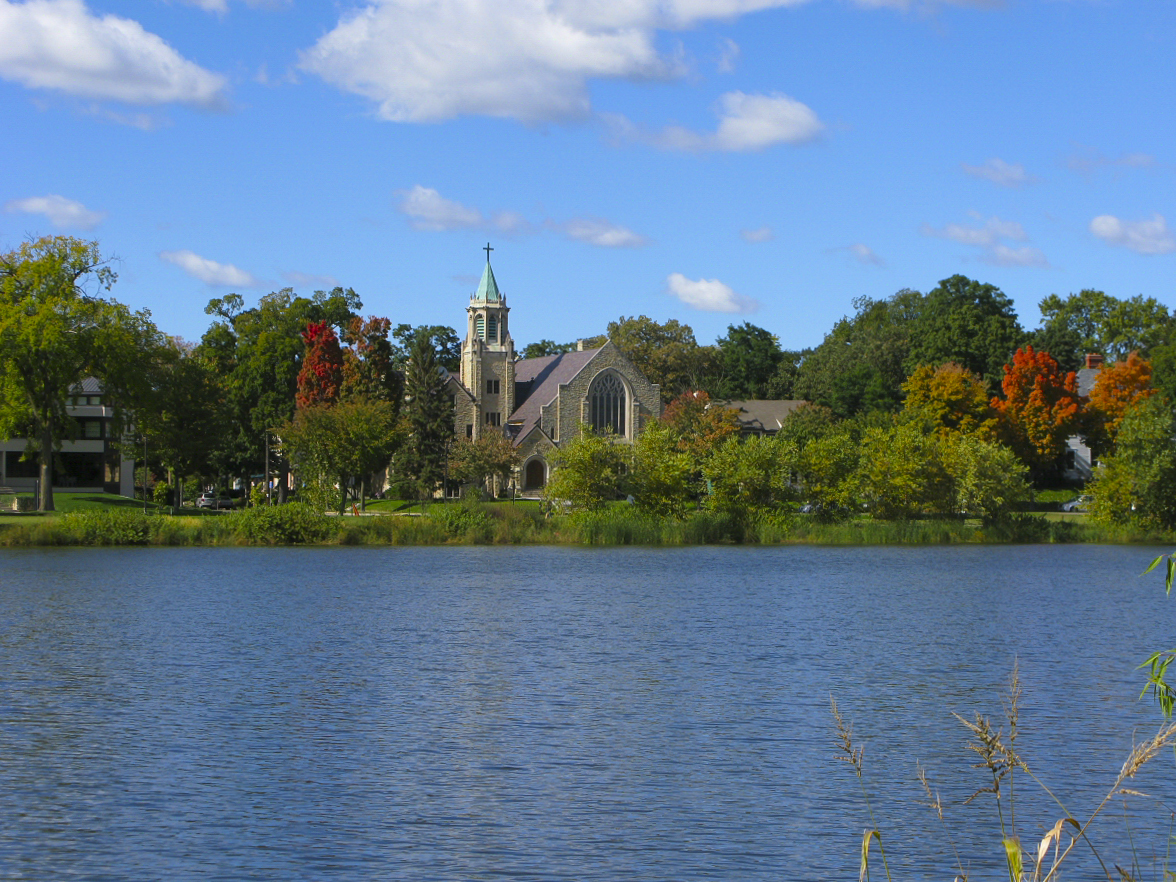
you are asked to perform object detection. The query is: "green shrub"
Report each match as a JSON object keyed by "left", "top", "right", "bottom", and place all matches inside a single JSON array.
[
  {"left": 428, "top": 502, "right": 493, "bottom": 541},
  {"left": 61, "top": 510, "right": 153, "bottom": 545},
  {"left": 230, "top": 502, "right": 337, "bottom": 545}
]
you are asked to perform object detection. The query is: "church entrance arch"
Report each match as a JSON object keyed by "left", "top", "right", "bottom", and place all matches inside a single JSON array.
[{"left": 524, "top": 458, "right": 547, "bottom": 491}]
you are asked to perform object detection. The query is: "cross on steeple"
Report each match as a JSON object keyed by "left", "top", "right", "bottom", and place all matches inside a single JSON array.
[{"left": 484, "top": 242, "right": 493, "bottom": 262}]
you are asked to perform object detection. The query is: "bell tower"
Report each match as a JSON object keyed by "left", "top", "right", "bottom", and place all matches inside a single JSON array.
[{"left": 460, "top": 244, "right": 515, "bottom": 438}]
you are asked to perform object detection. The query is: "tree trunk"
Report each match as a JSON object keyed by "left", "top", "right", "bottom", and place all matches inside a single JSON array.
[
  {"left": 278, "top": 460, "right": 289, "bottom": 504},
  {"left": 38, "top": 422, "right": 55, "bottom": 511}
]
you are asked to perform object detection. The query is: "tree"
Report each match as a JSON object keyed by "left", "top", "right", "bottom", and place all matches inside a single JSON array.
[
  {"left": 991, "top": 345, "right": 1082, "bottom": 476},
  {"left": 280, "top": 399, "right": 400, "bottom": 513},
  {"left": 1083, "top": 352, "right": 1155, "bottom": 458},
  {"left": 632, "top": 419, "right": 693, "bottom": 517},
  {"left": 856, "top": 421, "right": 951, "bottom": 520},
  {"left": 296, "top": 320, "right": 343, "bottom": 408},
  {"left": 764, "top": 349, "right": 806, "bottom": 399},
  {"left": 795, "top": 292, "right": 920, "bottom": 417},
  {"left": 397, "top": 332, "right": 454, "bottom": 502},
  {"left": 907, "top": 275, "right": 1024, "bottom": 392},
  {"left": 599, "top": 315, "right": 717, "bottom": 400},
  {"left": 901, "top": 362, "right": 996, "bottom": 438},
  {"left": 199, "top": 286, "right": 360, "bottom": 501},
  {"left": 0, "top": 236, "right": 164, "bottom": 510},
  {"left": 701, "top": 434, "right": 798, "bottom": 517},
  {"left": 1090, "top": 395, "right": 1176, "bottom": 529},
  {"left": 451, "top": 433, "right": 520, "bottom": 497},
  {"left": 522, "top": 339, "right": 576, "bottom": 359},
  {"left": 1038, "top": 289, "right": 1171, "bottom": 362},
  {"left": 543, "top": 427, "right": 630, "bottom": 510},
  {"left": 340, "top": 315, "right": 403, "bottom": 405},
  {"left": 391, "top": 323, "right": 460, "bottom": 373},
  {"left": 142, "top": 341, "right": 228, "bottom": 503},
  {"left": 940, "top": 433, "right": 1030, "bottom": 520},
  {"left": 712, "top": 322, "right": 783, "bottom": 400}
]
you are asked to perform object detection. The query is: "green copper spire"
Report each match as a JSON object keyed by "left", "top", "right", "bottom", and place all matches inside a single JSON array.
[{"left": 474, "top": 242, "right": 501, "bottom": 303}]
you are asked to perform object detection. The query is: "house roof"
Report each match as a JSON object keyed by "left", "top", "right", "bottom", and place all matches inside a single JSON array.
[
  {"left": 506, "top": 348, "right": 602, "bottom": 445},
  {"left": 1077, "top": 367, "right": 1100, "bottom": 397},
  {"left": 473, "top": 258, "right": 501, "bottom": 303},
  {"left": 715, "top": 399, "right": 808, "bottom": 433}
]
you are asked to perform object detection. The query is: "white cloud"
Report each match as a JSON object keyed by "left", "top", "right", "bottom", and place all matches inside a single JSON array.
[
  {"left": 282, "top": 270, "right": 341, "bottom": 289},
  {"left": 300, "top": 0, "right": 669, "bottom": 123},
  {"left": 1067, "top": 146, "right": 1157, "bottom": 176},
  {"left": 984, "top": 244, "right": 1049, "bottom": 267},
  {"left": 741, "top": 226, "right": 773, "bottom": 243},
  {"left": 636, "top": 91, "right": 823, "bottom": 151},
  {"left": 4, "top": 194, "right": 105, "bottom": 229},
  {"left": 398, "top": 186, "right": 483, "bottom": 231},
  {"left": 563, "top": 218, "right": 649, "bottom": 248},
  {"left": 716, "top": 37, "right": 740, "bottom": 73},
  {"left": 1090, "top": 214, "right": 1176, "bottom": 255},
  {"left": 849, "top": 243, "right": 884, "bottom": 266},
  {"left": 160, "top": 250, "right": 261, "bottom": 287},
  {"left": 961, "top": 157, "right": 1033, "bottom": 188},
  {"left": 667, "top": 272, "right": 758, "bottom": 313},
  {"left": 921, "top": 213, "right": 1049, "bottom": 267},
  {"left": 921, "top": 214, "right": 1027, "bottom": 247},
  {"left": 0, "top": 0, "right": 228, "bottom": 107}
]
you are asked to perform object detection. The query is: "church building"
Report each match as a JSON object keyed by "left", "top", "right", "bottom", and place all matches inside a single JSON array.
[{"left": 446, "top": 247, "right": 663, "bottom": 494}]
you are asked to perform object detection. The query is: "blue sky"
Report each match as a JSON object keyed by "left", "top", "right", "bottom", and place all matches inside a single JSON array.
[{"left": 1, "top": 0, "right": 1172, "bottom": 353}]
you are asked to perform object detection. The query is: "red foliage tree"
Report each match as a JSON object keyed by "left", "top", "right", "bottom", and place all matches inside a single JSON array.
[
  {"left": 1084, "top": 351, "right": 1155, "bottom": 457},
  {"left": 991, "top": 345, "right": 1082, "bottom": 471},
  {"left": 296, "top": 320, "right": 343, "bottom": 408}
]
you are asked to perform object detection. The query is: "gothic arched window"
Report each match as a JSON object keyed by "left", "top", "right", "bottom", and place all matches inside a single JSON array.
[
  {"left": 475, "top": 315, "right": 485, "bottom": 339},
  {"left": 589, "top": 373, "right": 626, "bottom": 436},
  {"left": 487, "top": 315, "right": 498, "bottom": 343}
]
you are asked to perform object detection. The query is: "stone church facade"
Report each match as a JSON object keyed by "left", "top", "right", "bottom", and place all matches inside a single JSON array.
[{"left": 445, "top": 250, "right": 662, "bottom": 494}]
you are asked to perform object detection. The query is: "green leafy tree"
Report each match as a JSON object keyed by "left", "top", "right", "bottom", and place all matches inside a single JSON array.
[
  {"left": 906, "top": 275, "right": 1024, "bottom": 392},
  {"left": 599, "top": 315, "right": 717, "bottom": 400},
  {"left": 391, "top": 323, "right": 460, "bottom": 373},
  {"left": 0, "top": 236, "right": 165, "bottom": 510},
  {"left": 200, "top": 286, "right": 360, "bottom": 501},
  {"left": 1090, "top": 395, "right": 1176, "bottom": 529},
  {"left": 1038, "top": 289, "right": 1171, "bottom": 362},
  {"left": 632, "top": 419, "right": 693, "bottom": 517},
  {"left": 798, "top": 421, "right": 862, "bottom": 516},
  {"left": 142, "top": 342, "right": 228, "bottom": 504},
  {"left": 795, "top": 292, "right": 920, "bottom": 417},
  {"left": 764, "top": 349, "right": 806, "bottom": 399},
  {"left": 280, "top": 399, "right": 401, "bottom": 513},
  {"left": 712, "top": 322, "right": 784, "bottom": 400},
  {"left": 856, "top": 421, "right": 952, "bottom": 520},
  {"left": 521, "top": 339, "right": 576, "bottom": 359},
  {"left": 701, "top": 434, "right": 799, "bottom": 517},
  {"left": 940, "top": 433, "right": 1030, "bottom": 520},
  {"left": 397, "top": 332, "right": 454, "bottom": 502},
  {"left": 543, "top": 428, "right": 630, "bottom": 510},
  {"left": 451, "top": 433, "right": 520, "bottom": 497}
]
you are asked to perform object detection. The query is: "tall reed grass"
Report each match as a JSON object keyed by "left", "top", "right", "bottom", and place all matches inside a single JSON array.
[{"left": 0, "top": 504, "right": 1169, "bottom": 547}]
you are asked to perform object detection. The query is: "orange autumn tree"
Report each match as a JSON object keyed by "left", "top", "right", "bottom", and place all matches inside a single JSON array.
[
  {"left": 901, "top": 362, "right": 997, "bottom": 438},
  {"left": 296, "top": 320, "right": 343, "bottom": 408},
  {"left": 1084, "top": 351, "right": 1155, "bottom": 458},
  {"left": 991, "top": 345, "right": 1082, "bottom": 474},
  {"left": 661, "top": 390, "right": 740, "bottom": 462}
]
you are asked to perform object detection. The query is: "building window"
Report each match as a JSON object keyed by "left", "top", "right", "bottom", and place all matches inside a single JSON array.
[
  {"left": 487, "top": 315, "right": 498, "bottom": 342},
  {"left": 466, "top": 423, "right": 473, "bottom": 438},
  {"left": 486, "top": 379, "right": 500, "bottom": 395},
  {"left": 589, "top": 373, "right": 626, "bottom": 436},
  {"left": 485, "top": 412, "right": 501, "bottom": 427},
  {"left": 476, "top": 315, "right": 485, "bottom": 339}
]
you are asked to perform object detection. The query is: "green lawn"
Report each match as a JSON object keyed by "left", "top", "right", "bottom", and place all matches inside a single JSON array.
[{"left": 0, "top": 492, "right": 162, "bottom": 516}]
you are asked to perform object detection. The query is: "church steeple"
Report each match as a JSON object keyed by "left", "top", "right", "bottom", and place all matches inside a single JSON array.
[
  {"left": 460, "top": 244, "right": 515, "bottom": 438},
  {"left": 473, "top": 242, "right": 501, "bottom": 303}
]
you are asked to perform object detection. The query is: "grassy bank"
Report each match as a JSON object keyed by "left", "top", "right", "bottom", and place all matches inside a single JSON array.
[{"left": 0, "top": 501, "right": 1168, "bottom": 547}]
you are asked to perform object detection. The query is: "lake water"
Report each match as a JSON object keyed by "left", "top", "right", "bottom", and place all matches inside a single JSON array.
[{"left": 1, "top": 544, "right": 1174, "bottom": 880}]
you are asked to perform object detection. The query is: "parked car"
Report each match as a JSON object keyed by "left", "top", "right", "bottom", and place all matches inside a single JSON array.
[
  {"left": 1061, "top": 494, "right": 1091, "bottom": 512},
  {"left": 196, "top": 491, "right": 234, "bottom": 510}
]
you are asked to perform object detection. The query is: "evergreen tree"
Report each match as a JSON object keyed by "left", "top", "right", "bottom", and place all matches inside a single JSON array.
[{"left": 399, "top": 332, "right": 453, "bottom": 502}]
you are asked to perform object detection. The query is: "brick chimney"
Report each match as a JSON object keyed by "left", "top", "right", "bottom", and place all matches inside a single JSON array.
[{"left": 1085, "top": 353, "right": 1104, "bottom": 369}]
